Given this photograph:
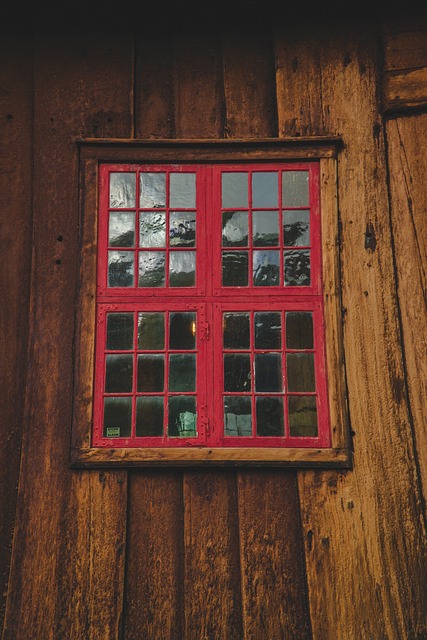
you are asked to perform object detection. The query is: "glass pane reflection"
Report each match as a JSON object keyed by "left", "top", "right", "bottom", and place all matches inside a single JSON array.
[
  {"left": 222, "top": 252, "right": 248, "bottom": 286},
  {"left": 223, "top": 313, "right": 250, "bottom": 349},
  {"left": 289, "top": 395, "right": 318, "bottom": 436},
  {"left": 103, "top": 397, "right": 132, "bottom": 438},
  {"left": 224, "top": 354, "right": 251, "bottom": 392},
  {"left": 222, "top": 211, "right": 248, "bottom": 247},
  {"left": 170, "top": 173, "right": 196, "bottom": 208},
  {"left": 284, "top": 250, "right": 310, "bottom": 286},
  {"left": 109, "top": 172, "right": 136, "bottom": 208},
  {"left": 138, "top": 312, "right": 165, "bottom": 350},
  {"left": 169, "top": 354, "right": 196, "bottom": 392},
  {"left": 282, "top": 171, "right": 309, "bottom": 207},
  {"left": 253, "top": 251, "right": 280, "bottom": 286},
  {"left": 105, "top": 354, "right": 133, "bottom": 392},
  {"left": 287, "top": 353, "right": 315, "bottom": 392},
  {"left": 140, "top": 173, "right": 166, "bottom": 208},
  {"left": 283, "top": 210, "right": 310, "bottom": 246},
  {"left": 256, "top": 397, "right": 284, "bottom": 436},
  {"left": 224, "top": 396, "right": 252, "bottom": 436},
  {"left": 137, "top": 355, "right": 164, "bottom": 392},
  {"left": 109, "top": 212, "right": 135, "bottom": 247},
  {"left": 169, "top": 252, "right": 196, "bottom": 287},
  {"left": 108, "top": 251, "right": 134, "bottom": 287},
  {"left": 252, "top": 172, "right": 278, "bottom": 207},
  {"left": 136, "top": 397, "right": 164, "bottom": 436},
  {"left": 254, "top": 312, "right": 281, "bottom": 349},
  {"left": 139, "top": 212, "right": 166, "bottom": 247},
  {"left": 168, "top": 396, "right": 197, "bottom": 437},
  {"left": 138, "top": 252, "right": 165, "bottom": 287},
  {"left": 106, "top": 313, "right": 134, "bottom": 350},
  {"left": 221, "top": 172, "right": 248, "bottom": 208},
  {"left": 170, "top": 212, "right": 196, "bottom": 247},
  {"left": 286, "top": 312, "right": 313, "bottom": 349},
  {"left": 255, "top": 353, "right": 282, "bottom": 392},
  {"left": 169, "top": 313, "right": 196, "bottom": 350},
  {"left": 253, "top": 211, "right": 279, "bottom": 246}
]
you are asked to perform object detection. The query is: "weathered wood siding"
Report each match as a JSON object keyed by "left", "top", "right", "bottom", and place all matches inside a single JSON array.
[{"left": 1, "top": 8, "right": 426, "bottom": 639}]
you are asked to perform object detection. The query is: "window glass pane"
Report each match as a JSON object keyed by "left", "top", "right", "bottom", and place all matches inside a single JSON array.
[
  {"left": 136, "top": 397, "right": 164, "bottom": 436},
  {"left": 224, "top": 354, "right": 251, "bottom": 392},
  {"left": 139, "top": 212, "right": 166, "bottom": 247},
  {"left": 284, "top": 249, "right": 310, "bottom": 286},
  {"left": 283, "top": 210, "right": 310, "bottom": 246},
  {"left": 222, "top": 172, "right": 248, "bottom": 208},
  {"left": 140, "top": 172, "right": 166, "bottom": 208},
  {"left": 138, "top": 251, "right": 165, "bottom": 287},
  {"left": 105, "top": 354, "right": 133, "bottom": 392},
  {"left": 254, "top": 312, "right": 281, "bottom": 349},
  {"left": 109, "top": 172, "right": 136, "bottom": 208},
  {"left": 168, "top": 396, "right": 197, "bottom": 437},
  {"left": 169, "top": 354, "right": 196, "bottom": 392},
  {"left": 137, "top": 355, "right": 164, "bottom": 392},
  {"left": 224, "top": 396, "right": 252, "bottom": 436},
  {"left": 170, "top": 173, "right": 196, "bottom": 208},
  {"left": 103, "top": 397, "right": 132, "bottom": 437},
  {"left": 222, "top": 251, "right": 248, "bottom": 286},
  {"left": 223, "top": 313, "right": 250, "bottom": 349},
  {"left": 287, "top": 353, "right": 315, "bottom": 391},
  {"left": 252, "top": 172, "right": 278, "bottom": 207},
  {"left": 289, "top": 396, "right": 318, "bottom": 436},
  {"left": 286, "top": 312, "right": 313, "bottom": 349},
  {"left": 138, "top": 312, "right": 165, "bottom": 350},
  {"left": 109, "top": 212, "right": 135, "bottom": 247},
  {"left": 170, "top": 212, "right": 196, "bottom": 247},
  {"left": 253, "top": 250, "right": 280, "bottom": 286},
  {"left": 222, "top": 211, "right": 248, "bottom": 246},
  {"left": 282, "top": 171, "right": 309, "bottom": 207},
  {"left": 256, "top": 397, "right": 284, "bottom": 436},
  {"left": 108, "top": 251, "right": 134, "bottom": 287},
  {"left": 169, "top": 312, "right": 196, "bottom": 350},
  {"left": 106, "top": 313, "right": 134, "bottom": 350},
  {"left": 169, "top": 251, "right": 196, "bottom": 287},
  {"left": 255, "top": 353, "right": 282, "bottom": 392},
  {"left": 253, "top": 211, "right": 279, "bottom": 246}
]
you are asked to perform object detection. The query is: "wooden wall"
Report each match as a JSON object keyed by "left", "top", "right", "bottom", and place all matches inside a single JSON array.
[{"left": 1, "top": 6, "right": 426, "bottom": 639}]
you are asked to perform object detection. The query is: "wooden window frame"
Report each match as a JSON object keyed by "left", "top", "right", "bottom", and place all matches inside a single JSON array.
[{"left": 71, "top": 138, "right": 351, "bottom": 468}]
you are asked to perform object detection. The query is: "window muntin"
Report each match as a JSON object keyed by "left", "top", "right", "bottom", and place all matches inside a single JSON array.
[{"left": 93, "top": 162, "right": 330, "bottom": 448}]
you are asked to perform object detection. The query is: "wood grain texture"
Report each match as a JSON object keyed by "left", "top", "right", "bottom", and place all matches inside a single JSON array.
[
  {"left": 383, "top": 67, "right": 427, "bottom": 112},
  {"left": 0, "top": 35, "right": 33, "bottom": 634},
  {"left": 183, "top": 471, "right": 243, "bottom": 639},
  {"left": 383, "top": 28, "right": 427, "bottom": 71},
  {"left": 2, "top": 32, "right": 133, "bottom": 640},
  {"left": 124, "top": 471, "right": 185, "bottom": 640},
  {"left": 238, "top": 471, "right": 312, "bottom": 639},
  {"left": 386, "top": 115, "right": 427, "bottom": 522},
  {"left": 223, "top": 20, "right": 313, "bottom": 640},
  {"left": 276, "top": 21, "right": 427, "bottom": 639}
]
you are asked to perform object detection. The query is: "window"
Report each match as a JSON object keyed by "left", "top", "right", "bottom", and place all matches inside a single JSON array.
[{"left": 72, "top": 140, "right": 350, "bottom": 467}]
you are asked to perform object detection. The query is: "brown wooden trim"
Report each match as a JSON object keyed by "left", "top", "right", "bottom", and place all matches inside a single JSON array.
[{"left": 71, "top": 447, "right": 351, "bottom": 468}]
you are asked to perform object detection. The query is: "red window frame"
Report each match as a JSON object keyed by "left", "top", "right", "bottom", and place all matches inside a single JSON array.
[{"left": 92, "top": 161, "right": 331, "bottom": 449}]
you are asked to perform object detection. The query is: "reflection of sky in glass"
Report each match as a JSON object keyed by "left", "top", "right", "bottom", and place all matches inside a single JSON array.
[
  {"left": 108, "top": 251, "right": 134, "bottom": 287},
  {"left": 253, "top": 211, "right": 279, "bottom": 246},
  {"left": 282, "top": 171, "right": 309, "bottom": 207},
  {"left": 140, "top": 173, "right": 166, "bottom": 208},
  {"left": 170, "top": 173, "right": 196, "bottom": 208},
  {"left": 138, "top": 252, "right": 165, "bottom": 287},
  {"left": 139, "top": 212, "right": 166, "bottom": 247},
  {"left": 253, "top": 250, "right": 280, "bottom": 286},
  {"left": 222, "top": 173, "right": 248, "bottom": 208},
  {"left": 110, "top": 173, "right": 136, "bottom": 208},
  {"left": 170, "top": 251, "right": 196, "bottom": 274},
  {"left": 252, "top": 172, "right": 278, "bottom": 207},
  {"left": 283, "top": 210, "right": 310, "bottom": 246},
  {"left": 222, "top": 211, "right": 248, "bottom": 246},
  {"left": 109, "top": 212, "right": 135, "bottom": 247}
]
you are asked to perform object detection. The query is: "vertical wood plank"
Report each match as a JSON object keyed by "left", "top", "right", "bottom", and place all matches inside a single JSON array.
[
  {"left": 0, "top": 34, "right": 33, "bottom": 634},
  {"left": 386, "top": 114, "right": 427, "bottom": 520},
  {"left": 222, "top": 21, "right": 313, "bottom": 639},
  {"left": 2, "top": 31, "right": 133, "bottom": 640},
  {"left": 238, "top": 471, "right": 312, "bottom": 639},
  {"left": 183, "top": 471, "right": 243, "bottom": 639},
  {"left": 123, "top": 30, "right": 186, "bottom": 640},
  {"left": 276, "top": 21, "right": 427, "bottom": 639}
]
